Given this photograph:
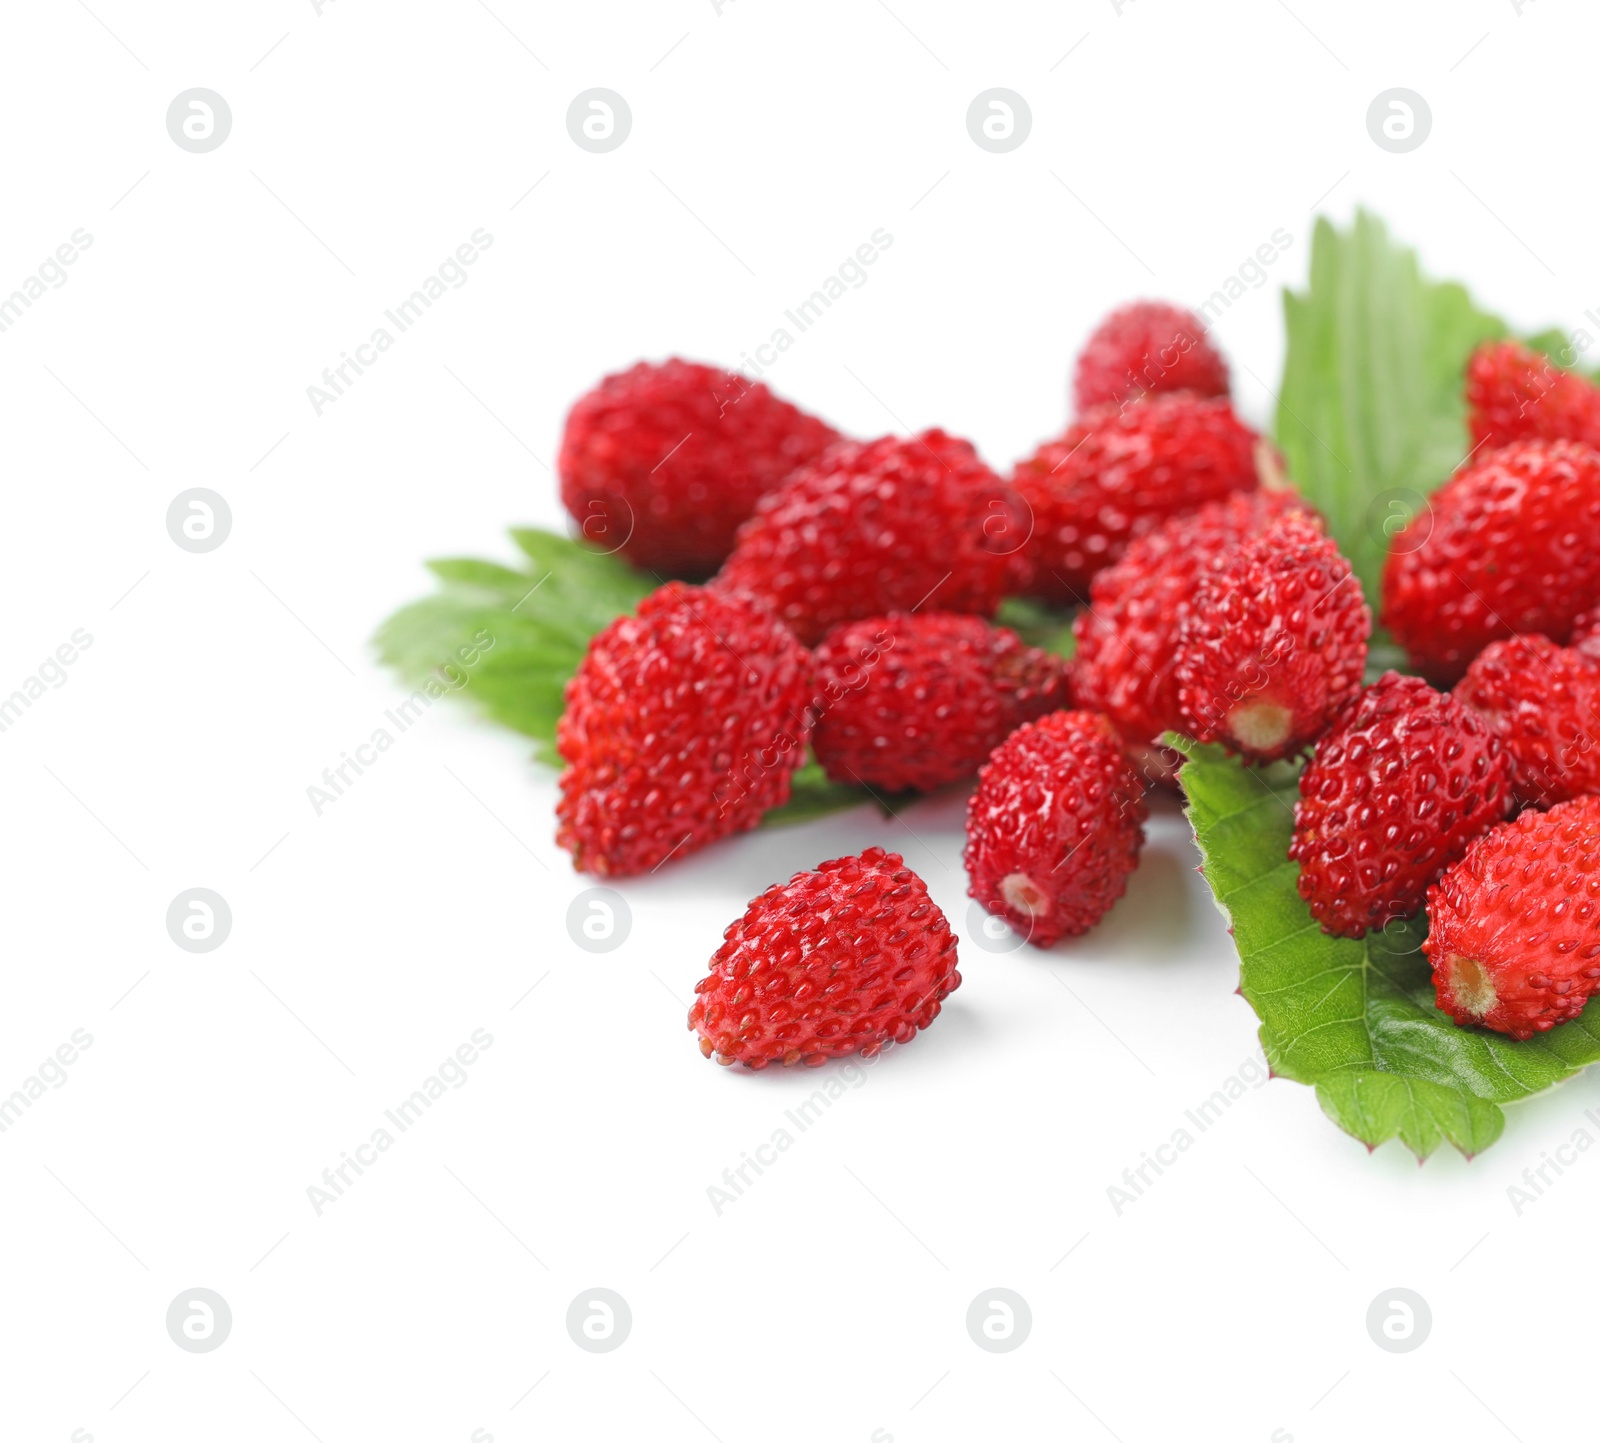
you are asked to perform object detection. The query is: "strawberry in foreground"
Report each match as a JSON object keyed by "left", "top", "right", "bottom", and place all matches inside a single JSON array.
[
  {"left": 556, "top": 583, "right": 811, "bottom": 876},
  {"left": 1455, "top": 634, "right": 1600, "bottom": 807},
  {"left": 1290, "top": 672, "right": 1514, "bottom": 938},
  {"left": 1073, "top": 489, "right": 1307, "bottom": 779},
  {"left": 1176, "top": 511, "right": 1370, "bottom": 763},
  {"left": 1011, "top": 393, "right": 1265, "bottom": 604},
  {"left": 715, "top": 430, "right": 1018, "bottom": 645},
  {"left": 1072, "top": 301, "right": 1230, "bottom": 413},
  {"left": 559, "top": 358, "right": 841, "bottom": 576},
  {"left": 690, "top": 847, "right": 960, "bottom": 1067},
  {"left": 1466, "top": 340, "right": 1600, "bottom": 454},
  {"left": 1426, "top": 796, "right": 1600, "bottom": 1039},
  {"left": 965, "top": 710, "right": 1147, "bottom": 947},
  {"left": 810, "top": 612, "right": 1070, "bottom": 793},
  {"left": 1382, "top": 438, "right": 1600, "bottom": 684}
]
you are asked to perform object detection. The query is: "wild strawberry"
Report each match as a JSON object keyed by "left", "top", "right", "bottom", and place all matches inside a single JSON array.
[
  {"left": 810, "top": 613, "right": 1070, "bottom": 793},
  {"left": 1073, "top": 301, "right": 1230, "bottom": 413},
  {"left": 1425, "top": 797, "right": 1600, "bottom": 1040},
  {"left": 689, "top": 847, "right": 961, "bottom": 1068},
  {"left": 714, "top": 430, "right": 1019, "bottom": 645},
  {"left": 559, "top": 358, "right": 841, "bottom": 576},
  {"left": 1382, "top": 439, "right": 1600, "bottom": 685},
  {"left": 1073, "top": 489, "right": 1309, "bottom": 778},
  {"left": 556, "top": 583, "right": 811, "bottom": 876},
  {"left": 964, "top": 710, "right": 1147, "bottom": 947},
  {"left": 1466, "top": 340, "right": 1600, "bottom": 454},
  {"left": 1011, "top": 394, "right": 1265, "bottom": 604},
  {"left": 1454, "top": 634, "right": 1600, "bottom": 807},
  {"left": 1175, "top": 512, "right": 1371, "bottom": 763},
  {"left": 1289, "top": 672, "right": 1514, "bottom": 937}
]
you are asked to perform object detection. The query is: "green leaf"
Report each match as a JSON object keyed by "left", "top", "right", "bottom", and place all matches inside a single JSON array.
[
  {"left": 374, "top": 533, "right": 654, "bottom": 758},
  {"left": 373, "top": 528, "right": 875, "bottom": 821},
  {"left": 761, "top": 762, "right": 874, "bottom": 828},
  {"left": 1276, "top": 210, "right": 1509, "bottom": 609},
  {"left": 995, "top": 596, "right": 1077, "bottom": 659},
  {"left": 1176, "top": 737, "right": 1600, "bottom": 1159}
]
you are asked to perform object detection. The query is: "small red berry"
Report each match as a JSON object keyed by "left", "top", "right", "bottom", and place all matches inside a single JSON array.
[
  {"left": 556, "top": 583, "right": 811, "bottom": 876},
  {"left": 1466, "top": 340, "right": 1600, "bottom": 454},
  {"left": 1176, "top": 512, "right": 1371, "bottom": 763},
  {"left": 1289, "top": 672, "right": 1514, "bottom": 938},
  {"left": 1012, "top": 394, "right": 1265, "bottom": 603},
  {"left": 1073, "top": 489, "right": 1308, "bottom": 777},
  {"left": 689, "top": 847, "right": 961, "bottom": 1068},
  {"left": 1073, "top": 301, "right": 1230, "bottom": 413},
  {"left": 559, "top": 358, "right": 841, "bottom": 576},
  {"left": 1454, "top": 634, "right": 1600, "bottom": 807},
  {"left": 1425, "top": 797, "right": 1600, "bottom": 1040},
  {"left": 811, "top": 613, "right": 1070, "bottom": 793},
  {"left": 1382, "top": 439, "right": 1600, "bottom": 684},
  {"left": 964, "top": 710, "right": 1147, "bottom": 947},
  {"left": 715, "top": 430, "right": 1019, "bottom": 645}
]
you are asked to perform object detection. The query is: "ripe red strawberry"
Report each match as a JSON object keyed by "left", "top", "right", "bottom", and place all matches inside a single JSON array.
[
  {"left": 715, "top": 430, "right": 1018, "bottom": 645},
  {"left": 559, "top": 358, "right": 841, "bottom": 576},
  {"left": 1382, "top": 439, "right": 1600, "bottom": 685},
  {"left": 1466, "top": 340, "right": 1600, "bottom": 453},
  {"left": 689, "top": 847, "right": 960, "bottom": 1068},
  {"left": 1073, "top": 489, "right": 1308, "bottom": 777},
  {"left": 810, "top": 613, "right": 1070, "bottom": 793},
  {"left": 1426, "top": 796, "right": 1600, "bottom": 1039},
  {"left": 1011, "top": 394, "right": 1265, "bottom": 604},
  {"left": 1073, "top": 301, "right": 1230, "bottom": 413},
  {"left": 964, "top": 710, "right": 1147, "bottom": 947},
  {"left": 1289, "top": 672, "right": 1514, "bottom": 937},
  {"left": 1176, "top": 512, "right": 1370, "bottom": 763},
  {"left": 1454, "top": 634, "right": 1600, "bottom": 807},
  {"left": 556, "top": 583, "right": 811, "bottom": 876}
]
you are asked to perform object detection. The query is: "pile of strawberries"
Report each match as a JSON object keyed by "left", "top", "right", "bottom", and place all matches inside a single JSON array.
[{"left": 553, "top": 310, "right": 1600, "bottom": 1066}]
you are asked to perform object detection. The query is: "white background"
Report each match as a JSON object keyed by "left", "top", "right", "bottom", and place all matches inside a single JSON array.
[{"left": 0, "top": 2, "right": 1593, "bottom": 1440}]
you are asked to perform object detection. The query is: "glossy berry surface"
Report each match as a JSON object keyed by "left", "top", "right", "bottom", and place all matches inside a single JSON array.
[
  {"left": 1073, "top": 301, "right": 1230, "bottom": 413},
  {"left": 964, "top": 710, "right": 1148, "bottom": 947},
  {"left": 1426, "top": 797, "right": 1600, "bottom": 1040},
  {"left": 1073, "top": 489, "right": 1307, "bottom": 774},
  {"left": 1290, "top": 672, "right": 1514, "bottom": 937},
  {"left": 556, "top": 583, "right": 811, "bottom": 876},
  {"left": 690, "top": 847, "right": 961, "bottom": 1068},
  {"left": 1466, "top": 340, "right": 1600, "bottom": 454},
  {"left": 559, "top": 358, "right": 841, "bottom": 576},
  {"left": 715, "top": 430, "right": 1018, "bottom": 645},
  {"left": 1176, "top": 512, "right": 1371, "bottom": 763},
  {"left": 1382, "top": 439, "right": 1600, "bottom": 685},
  {"left": 1011, "top": 393, "right": 1263, "bottom": 604},
  {"left": 810, "top": 613, "right": 1070, "bottom": 793},
  {"left": 1454, "top": 634, "right": 1600, "bottom": 807}
]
